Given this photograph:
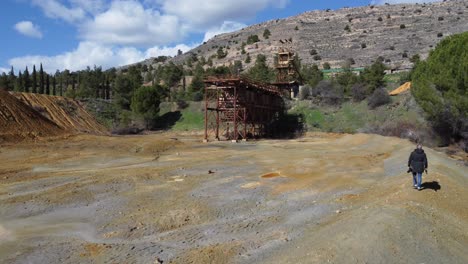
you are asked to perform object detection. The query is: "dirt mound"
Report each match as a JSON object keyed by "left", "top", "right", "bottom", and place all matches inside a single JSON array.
[
  {"left": 0, "top": 89, "right": 64, "bottom": 141},
  {"left": 13, "top": 92, "right": 108, "bottom": 135}
]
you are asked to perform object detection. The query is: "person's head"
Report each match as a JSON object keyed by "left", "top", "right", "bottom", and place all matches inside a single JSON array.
[{"left": 417, "top": 144, "right": 422, "bottom": 149}]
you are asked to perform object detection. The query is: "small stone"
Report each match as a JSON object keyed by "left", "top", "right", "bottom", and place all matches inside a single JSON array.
[{"left": 336, "top": 210, "right": 341, "bottom": 214}]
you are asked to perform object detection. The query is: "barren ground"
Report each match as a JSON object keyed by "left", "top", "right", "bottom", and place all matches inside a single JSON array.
[{"left": 0, "top": 132, "right": 467, "bottom": 264}]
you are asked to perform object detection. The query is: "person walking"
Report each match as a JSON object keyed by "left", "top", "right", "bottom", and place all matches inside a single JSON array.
[{"left": 408, "top": 144, "right": 428, "bottom": 190}]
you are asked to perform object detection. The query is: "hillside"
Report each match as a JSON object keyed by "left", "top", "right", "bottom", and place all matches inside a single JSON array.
[
  {"left": 0, "top": 89, "right": 64, "bottom": 142},
  {"left": 0, "top": 90, "right": 108, "bottom": 142},
  {"left": 13, "top": 93, "right": 108, "bottom": 135},
  {"left": 138, "top": 0, "right": 468, "bottom": 70}
]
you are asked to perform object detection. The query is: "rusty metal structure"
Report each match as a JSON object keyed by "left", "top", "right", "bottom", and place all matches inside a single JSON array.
[
  {"left": 203, "top": 45, "right": 302, "bottom": 142},
  {"left": 203, "top": 76, "right": 285, "bottom": 141}
]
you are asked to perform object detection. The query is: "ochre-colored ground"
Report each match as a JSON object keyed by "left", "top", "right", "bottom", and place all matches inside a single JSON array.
[{"left": 0, "top": 132, "right": 467, "bottom": 263}]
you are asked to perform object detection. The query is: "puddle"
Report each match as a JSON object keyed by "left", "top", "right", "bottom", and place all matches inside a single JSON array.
[{"left": 261, "top": 172, "right": 281, "bottom": 178}]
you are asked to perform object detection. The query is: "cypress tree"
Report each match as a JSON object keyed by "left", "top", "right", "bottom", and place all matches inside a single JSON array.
[
  {"left": 8, "top": 66, "right": 15, "bottom": 91},
  {"left": 39, "top": 63, "right": 44, "bottom": 94},
  {"left": 16, "top": 71, "right": 24, "bottom": 92},
  {"left": 23, "top": 66, "right": 30, "bottom": 92},
  {"left": 52, "top": 76, "right": 57, "bottom": 96},
  {"left": 46, "top": 74, "right": 50, "bottom": 95},
  {"left": 32, "top": 65, "right": 37, "bottom": 93}
]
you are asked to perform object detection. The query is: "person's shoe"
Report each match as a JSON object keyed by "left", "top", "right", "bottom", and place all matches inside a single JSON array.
[
  {"left": 417, "top": 187, "right": 422, "bottom": 191},
  {"left": 413, "top": 185, "right": 417, "bottom": 189}
]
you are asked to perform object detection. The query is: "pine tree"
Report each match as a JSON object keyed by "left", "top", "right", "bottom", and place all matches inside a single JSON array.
[
  {"left": 32, "top": 65, "right": 37, "bottom": 93},
  {"left": 52, "top": 76, "right": 56, "bottom": 96},
  {"left": 105, "top": 76, "right": 110, "bottom": 100},
  {"left": 16, "top": 71, "right": 24, "bottom": 92},
  {"left": 8, "top": 66, "right": 16, "bottom": 91},
  {"left": 46, "top": 74, "right": 50, "bottom": 95},
  {"left": 39, "top": 63, "right": 44, "bottom": 94},
  {"left": 23, "top": 66, "right": 30, "bottom": 92}
]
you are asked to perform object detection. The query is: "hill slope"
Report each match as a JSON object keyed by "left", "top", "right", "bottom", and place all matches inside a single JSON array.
[
  {"left": 13, "top": 93, "right": 108, "bottom": 136},
  {"left": 139, "top": 0, "right": 468, "bottom": 70},
  {"left": 0, "top": 89, "right": 64, "bottom": 141}
]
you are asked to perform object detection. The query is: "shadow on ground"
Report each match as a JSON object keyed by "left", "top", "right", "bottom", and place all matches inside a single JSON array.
[
  {"left": 267, "top": 112, "right": 305, "bottom": 139},
  {"left": 422, "top": 181, "right": 441, "bottom": 192},
  {"left": 153, "top": 111, "right": 182, "bottom": 130}
]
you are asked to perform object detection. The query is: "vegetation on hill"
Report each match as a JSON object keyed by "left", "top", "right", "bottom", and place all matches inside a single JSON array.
[{"left": 411, "top": 32, "right": 468, "bottom": 147}]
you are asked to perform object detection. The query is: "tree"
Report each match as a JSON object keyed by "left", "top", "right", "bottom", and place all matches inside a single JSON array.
[
  {"left": 189, "top": 63, "right": 205, "bottom": 94},
  {"left": 0, "top": 73, "right": 8, "bottom": 89},
  {"left": 323, "top": 62, "right": 331, "bottom": 70},
  {"left": 411, "top": 32, "right": 468, "bottom": 142},
  {"left": 263, "top": 29, "right": 271, "bottom": 39},
  {"left": 46, "top": 74, "right": 50, "bottom": 95},
  {"left": 15, "top": 71, "right": 24, "bottom": 92},
  {"left": 360, "top": 60, "right": 386, "bottom": 92},
  {"left": 23, "top": 66, "right": 30, "bottom": 92},
  {"left": 113, "top": 75, "right": 135, "bottom": 110},
  {"left": 231, "top": 60, "right": 243, "bottom": 76},
  {"left": 246, "top": 54, "right": 275, "bottom": 83},
  {"left": 32, "top": 65, "right": 37, "bottom": 93},
  {"left": 247, "top": 35, "right": 260, "bottom": 44},
  {"left": 39, "top": 63, "right": 44, "bottom": 94},
  {"left": 245, "top": 53, "right": 251, "bottom": 64},
  {"left": 131, "top": 85, "right": 161, "bottom": 129},
  {"left": 301, "top": 64, "right": 323, "bottom": 88},
  {"left": 217, "top": 47, "right": 227, "bottom": 59},
  {"left": 52, "top": 75, "right": 57, "bottom": 95},
  {"left": 8, "top": 66, "right": 16, "bottom": 91},
  {"left": 160, "top": 62, "right": 183, "bottom": 87}
]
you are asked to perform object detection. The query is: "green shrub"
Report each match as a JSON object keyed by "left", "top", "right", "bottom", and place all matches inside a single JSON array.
[{"left": 411, "top": 32, "right": 468, "bottom": 143}]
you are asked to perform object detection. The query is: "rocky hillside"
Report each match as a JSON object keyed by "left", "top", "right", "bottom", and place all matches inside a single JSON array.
[{"left": 142, "top": 0, "right": 468, "bottom": 70}]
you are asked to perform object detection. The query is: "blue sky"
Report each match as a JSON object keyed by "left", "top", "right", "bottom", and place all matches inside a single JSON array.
[{"left": 0, "top": 0, "right": 439, "bottom": 73}]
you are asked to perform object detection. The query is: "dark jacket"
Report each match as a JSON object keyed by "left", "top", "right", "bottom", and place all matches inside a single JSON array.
[{"left": 408, "top": 149, "right": 428, "bottom": 173}]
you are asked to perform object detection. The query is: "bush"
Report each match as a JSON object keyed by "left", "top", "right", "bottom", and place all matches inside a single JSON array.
[
  {"left": 310, "top": 49, "right": 318, "bottom": 55},
  {"left": 131, "top": 85, "right": 161, "bottom": 128},
  {"left": 314, "top": 80, "right": 344, "bottom": 106},
  {"left": 344, "top": 25, "right": 351, "bottom": 32},
  {"left": 360, "top": 60, "right": 386, "bottom": 92},
  {"left": 298, "top": 85, "right": 312, "bottom": 100},
  {"left": 378, "top": 17, "right": 383, "bottom": 22},
  {"left": 412, "top": 32, "right": 468, "bottom": 146},
  {"left": 368, "top": 88, "right": 391, "bottom": 109},
  {"left": 437, "top": 32, "right": 443, "bottom": 38},
  {"left": 247, "top": 35, "right": 260, "bottom": 44},
  {"left": 351, "top": 83, "right": 368, "bottom": 102},
  {"left": 438, "top": 16, "right": 444, "bottom": 21},
  {"left": 361, "top": 43, "right": 367, "bottom": 49},
  {"left": 400, "top": 24, "right": 406, "bottom": 29},
  {"left": 263, "top": 29, "right": 271, "bottom": 39},
  {"left": 323, "top": 62, "right": 331, "bottom": 70},
  {"left": 313, "top": 55, "right": 322, "bottom": 61}
]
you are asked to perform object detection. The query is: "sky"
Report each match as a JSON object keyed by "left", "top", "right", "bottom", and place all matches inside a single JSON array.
[{"left": 0, "top": 0, "right": 441, "bottom": 74}]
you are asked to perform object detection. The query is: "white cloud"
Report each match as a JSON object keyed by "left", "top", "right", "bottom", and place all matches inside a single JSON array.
[
  {"left": 159, "top": 0, "right": 289, "bottom": 29},
  {"left": 203, "top": 21, "right": 246, "bottom": 42},
  {"left": 14, "top": 21, "right": 43, "bottom": 38},
  {"left": 0, "top": 67, "right": 9, "bottom": 74},
  {"left": 7, "top": 41, "right": 198, "bottom": 73},
  {"left": 372, "top": 0, "right": 442, "bottom": 4},
  {"left": 32, "top": 0, "right": 86, "bottom": 23},
  {"left": 69, "top": 0, "right": 107, "bottom": 15},
  {"left": 4, "top": 0, "right": 291, "bottom": 72},
  {"left": 80, "top": 0, "right": 184, "bottom": 46},
  {"left": 145, "top": 43, "right": 197, "bottom": 57}
]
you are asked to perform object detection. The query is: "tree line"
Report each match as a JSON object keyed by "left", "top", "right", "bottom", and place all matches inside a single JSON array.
[{"left": 0, "top": 64, "right": 113, "bottom": 99}]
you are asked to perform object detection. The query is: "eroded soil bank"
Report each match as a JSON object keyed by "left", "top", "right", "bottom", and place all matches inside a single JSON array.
[{"left": 0, "top": 133, "right": 467, "bottom": 263}]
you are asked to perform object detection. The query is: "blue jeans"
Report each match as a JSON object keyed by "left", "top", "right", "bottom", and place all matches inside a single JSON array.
[{"left": 413, "top": 172, "right": 422, "bottom": 188}]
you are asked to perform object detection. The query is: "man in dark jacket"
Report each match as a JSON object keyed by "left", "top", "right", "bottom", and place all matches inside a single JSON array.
[{"left": 408, "top": 144, "right": 428, "bottom": 190}]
